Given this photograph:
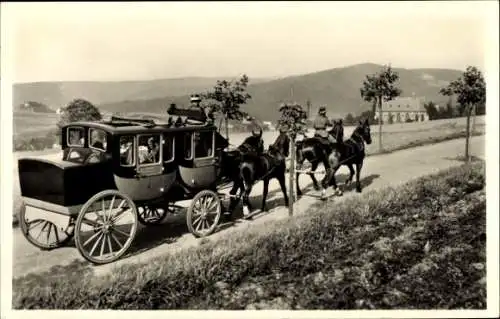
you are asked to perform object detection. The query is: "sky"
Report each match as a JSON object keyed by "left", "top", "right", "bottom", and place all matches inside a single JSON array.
[{"left": 3, "top": 1, "right": 496, "bottom": 83}]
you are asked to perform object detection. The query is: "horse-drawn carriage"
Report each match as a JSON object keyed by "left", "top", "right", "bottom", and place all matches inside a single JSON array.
[{"left": 17, "top": 108, "right": 239, "bottom": 264}]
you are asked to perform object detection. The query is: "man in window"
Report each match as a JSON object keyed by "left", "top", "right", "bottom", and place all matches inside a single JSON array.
[
  {"left": 144, "top": 137, "right": 160, "bottom": 163},
  {"left": 91, "top": 130, "right": 106, "bottom": 150},
  {"left": 120, "top": 138, "right": 134, "bottom": 165}
]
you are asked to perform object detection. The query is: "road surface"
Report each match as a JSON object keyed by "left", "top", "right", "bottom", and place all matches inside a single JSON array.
[{"left": 12, "top": 136, "right": 484, "bottom": 279}]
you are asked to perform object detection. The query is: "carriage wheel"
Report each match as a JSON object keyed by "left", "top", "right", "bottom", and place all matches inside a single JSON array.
[
  {"left": 187, "top": 190, "right": 222, "bottom": 238},
  {"left": 137, "top": 204, "right": 172, "bottom": 226},
  {"left": 18, "top": 201, "right": 75, "bottom": 250},
  {"left": 74, "top": 190, "right": 138, "bottom": 265}
]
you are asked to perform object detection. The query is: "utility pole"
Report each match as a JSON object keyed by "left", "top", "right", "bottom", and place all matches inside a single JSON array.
[{"left": 288, "top": 86, "right": 295, "bottom": 216}]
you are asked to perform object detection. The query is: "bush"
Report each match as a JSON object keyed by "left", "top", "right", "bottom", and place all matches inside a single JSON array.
[{"left": 13, "top": 129, "right": 59, "bottom": 151}]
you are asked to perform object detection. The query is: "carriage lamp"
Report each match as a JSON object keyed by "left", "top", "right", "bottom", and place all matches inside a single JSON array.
[{"left": 160, "top": 187, "right": 165, "bottom": 192}]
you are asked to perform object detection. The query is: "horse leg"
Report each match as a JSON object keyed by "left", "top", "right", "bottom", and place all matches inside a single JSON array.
[
  {"left": 345, "top": 164, "right": 355, "bottom": 186},
  {"left": 295, "top": 157, "right": 304, "bottom": 197},
  {"left": 241, "top": 184, "right": 254, "bottom": 219},
  {"left": 277, "top": 168, "right": 290, "bottom": 206},
  {"left": 320, "top": 158, "right": 331, "bottom": 198},
  {"left": 355, "top": 162, "right": 363, "bottom": 193},
  {"left": 328, "top": 152, "right": 343, "bottom": 196},
  {"left": 226, "top": 180, "right": 242, "bottom": 214},
  {"left": 261, "top": 177, "right": 269, "bottom": 212},
  {"left": 309, "top": 161, "right": 320, "bottom": 191}
]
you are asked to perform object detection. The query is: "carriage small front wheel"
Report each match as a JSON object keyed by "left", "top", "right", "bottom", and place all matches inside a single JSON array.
[
  {"left": 187, "top": 190, "right": 222, "bottom": 238},
  {"left": 137, "top": 205, "right": 172, "bottom": 226},
  {"left": 74, "top": 190, "right": 138, "bottom": 265}
]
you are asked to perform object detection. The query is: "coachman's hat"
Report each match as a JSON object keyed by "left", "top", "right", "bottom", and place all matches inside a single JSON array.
[
  {"left": 190, "top": 94, "right": 201, "bottom": 103},
  {"left": 319, "top": 106, "right": 327, "bottom": 113}
]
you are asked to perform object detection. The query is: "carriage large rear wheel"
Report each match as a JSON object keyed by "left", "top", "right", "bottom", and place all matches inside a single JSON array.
[
  {"left": 187, "top": 190, "right": 222, "bottom": 238},
  {"left": 18, "top": 201, "right": 75, "bottom": 250},
  {"left": 74, "top": 190, "right": 138, "bottom": 265}
]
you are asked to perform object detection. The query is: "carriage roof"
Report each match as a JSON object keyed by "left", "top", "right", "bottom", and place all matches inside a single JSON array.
[{"left": 63, "top": 118, "right": 217, "bottom": 136}]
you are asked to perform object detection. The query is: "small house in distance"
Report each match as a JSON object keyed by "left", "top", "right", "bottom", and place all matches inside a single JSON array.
[{"left": 375, "top": 94, "right": 429, "bottom": 123}]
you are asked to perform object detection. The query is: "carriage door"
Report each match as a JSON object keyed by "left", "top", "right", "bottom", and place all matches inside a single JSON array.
[
  {"left": 178, "top": 129, "right": 217, "bottom": 189},
  {"left": 114, "top": 133, "right": 173, "bottom": 201}
]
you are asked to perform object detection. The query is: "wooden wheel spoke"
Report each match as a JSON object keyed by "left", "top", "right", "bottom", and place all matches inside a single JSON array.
[
  {"left": 112, "top": 226, "right": 131, "bottom": 238},
  {"left": 101, "top": 199, "right": 107, "bottom": 222},
  {"left": 83, "top": 230, "right": 103, "bottom": 247},
  {"left": 110, "top": 233, "right": 124, "bottom": 249},
  {"left": 202, "top": 219, "right": 210, "bottom": 231},
  {"left": 106, "top": 234, "right": 113, "bottom": 255},
  {"left": 81, "top": 217, "right": 102, "bottom": 228},
  {"left": 53, "top": 224, "right": 60, "bottom": 243},
  {"left": 35, "top": 221, "right": 49, "bottom": 241},
  {"left": 46, "top": 222, "right": 53, "bottom": 242},
  {"left": 107, "top": 196, "right": 116, "bottom": 221},
  {"left": 192, "top": 215, "right": 202, "bottom": 228},
  {"left": 206, "top": 200, "right": 218, "bottom": 212},
  {"left": 111, "top": 208, "right": 130, "bottom": 224},
  {"left": 100, "top": 233, "right": 106, "bottom": 257},
  {"left": 89, "top": 233, "right": 104, "bottom": 256},
  {"left": 27, "top": 219, "right": 44, "bottom": 231},
  {"left": 195, "top": 219, "right": 203, "bottom": 231}
]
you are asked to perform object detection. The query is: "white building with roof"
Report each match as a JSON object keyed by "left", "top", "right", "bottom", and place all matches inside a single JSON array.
[{"left": 375, "top": 94, "right": 429, "bottom": 123}]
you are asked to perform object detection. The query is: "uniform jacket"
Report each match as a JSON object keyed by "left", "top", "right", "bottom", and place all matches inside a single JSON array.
[{"left": 313, "top": 114, "right": 332, "bottom": 138}]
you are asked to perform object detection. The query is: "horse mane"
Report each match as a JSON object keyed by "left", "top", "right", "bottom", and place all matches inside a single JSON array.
[{"left": 269, "top": 132, "right": 290, "bottom": 157}]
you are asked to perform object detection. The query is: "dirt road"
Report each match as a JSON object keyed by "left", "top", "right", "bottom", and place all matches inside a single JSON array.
[{"left": 12, "top": 136, "right": 484, "bottom": 279}]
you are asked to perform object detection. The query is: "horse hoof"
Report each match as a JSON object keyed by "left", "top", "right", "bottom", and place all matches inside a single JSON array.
[
  {"left": 336, "top": 190, "right": 343, "bottom": 196},
  {"left": 356, "top": 188, "right": 362, "bottom": 193},
  {"left": 243, "top": 206, "right": 250, "bottom": 215}
]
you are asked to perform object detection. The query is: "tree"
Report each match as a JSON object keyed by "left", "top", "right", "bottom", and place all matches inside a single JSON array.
[
  {"left": 439, "top": 66, "right": 486, "bottom": 161},
  {"left": 344, "top": 113, "right": 355, "bottom": 125},
  {"left": 57, "top": 99, "right": 102, "bottom": 129},
  {"left": 277, "top": 102, "right": 308, "bottom": 217},
  {"left": 360, "top": 65, "right": 402, "bottom": 152},
  {"left": 424, "top": 101, "right": 439, "bottom": 120},
  {"left": 199, "top": 75, "right": 252, "bottom": 140}
]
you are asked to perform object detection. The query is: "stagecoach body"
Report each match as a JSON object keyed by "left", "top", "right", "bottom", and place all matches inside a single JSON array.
[{"left": 18, "top": 114, "right": 231, "bottom": 264}]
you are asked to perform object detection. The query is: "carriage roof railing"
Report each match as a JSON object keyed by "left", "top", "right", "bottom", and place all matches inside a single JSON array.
[{"left": 109, "top": 115, "right": 157, "bottom": 128}]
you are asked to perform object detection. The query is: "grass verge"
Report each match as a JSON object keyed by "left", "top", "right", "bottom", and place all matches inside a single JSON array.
[{"left": 13, "top": 161, "right": 486, "bottom": 309}]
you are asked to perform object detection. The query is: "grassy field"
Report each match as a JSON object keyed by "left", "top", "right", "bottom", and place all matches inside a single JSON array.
[{"left": 12, "top": 161, "right": 486, "bottom": 309}]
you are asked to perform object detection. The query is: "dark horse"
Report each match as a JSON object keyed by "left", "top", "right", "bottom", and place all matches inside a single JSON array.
[
  {"left": 220, "top": 132, "right": 264, "bottom": 192},
  {"left": 294, "top": 120, "right": 344, "bottom": 197},
  {"left": 235, "top": 131, "right": 290, "bottom": 218},
  {"left": 327, "top": 118, "right": 372, "bottom": 195}
]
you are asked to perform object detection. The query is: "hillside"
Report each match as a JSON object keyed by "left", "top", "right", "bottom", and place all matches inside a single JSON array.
[
  {"left": 12, "top": 77, "right": 273, "bottom": 109},
  {"left": 98, "top": 63, "right": 463, "bottom": 121}
]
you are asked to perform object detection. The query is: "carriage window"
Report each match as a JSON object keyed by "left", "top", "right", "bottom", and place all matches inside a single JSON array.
[
  {"left": 138, "top": 135, "right": 161, "bottom": 165},
  {"left": 119, "top": 136, "right": 135, "bottom": 166},
  {"left": 194, "top": 131, "right": 214, "bottom": 159},
  {"left": 184, "top": 132, "right": 193, "bottom": 160},
  {"left": 67, "top": 127, "right": 85, "bottom": 147},
  {"left": 89, "top": 128, "right": 107, "bottom": 151},
  {"left": 163, "top": 135, "right": 175, "bottom": 163}
]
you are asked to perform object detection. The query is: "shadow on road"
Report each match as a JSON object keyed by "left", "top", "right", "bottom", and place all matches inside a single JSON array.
[
  {"left": 297, "top": 172, "right": 381, "bottom": 197},
  {"left": 118, "top": 186, "right": 287, "bottom": 262}
]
